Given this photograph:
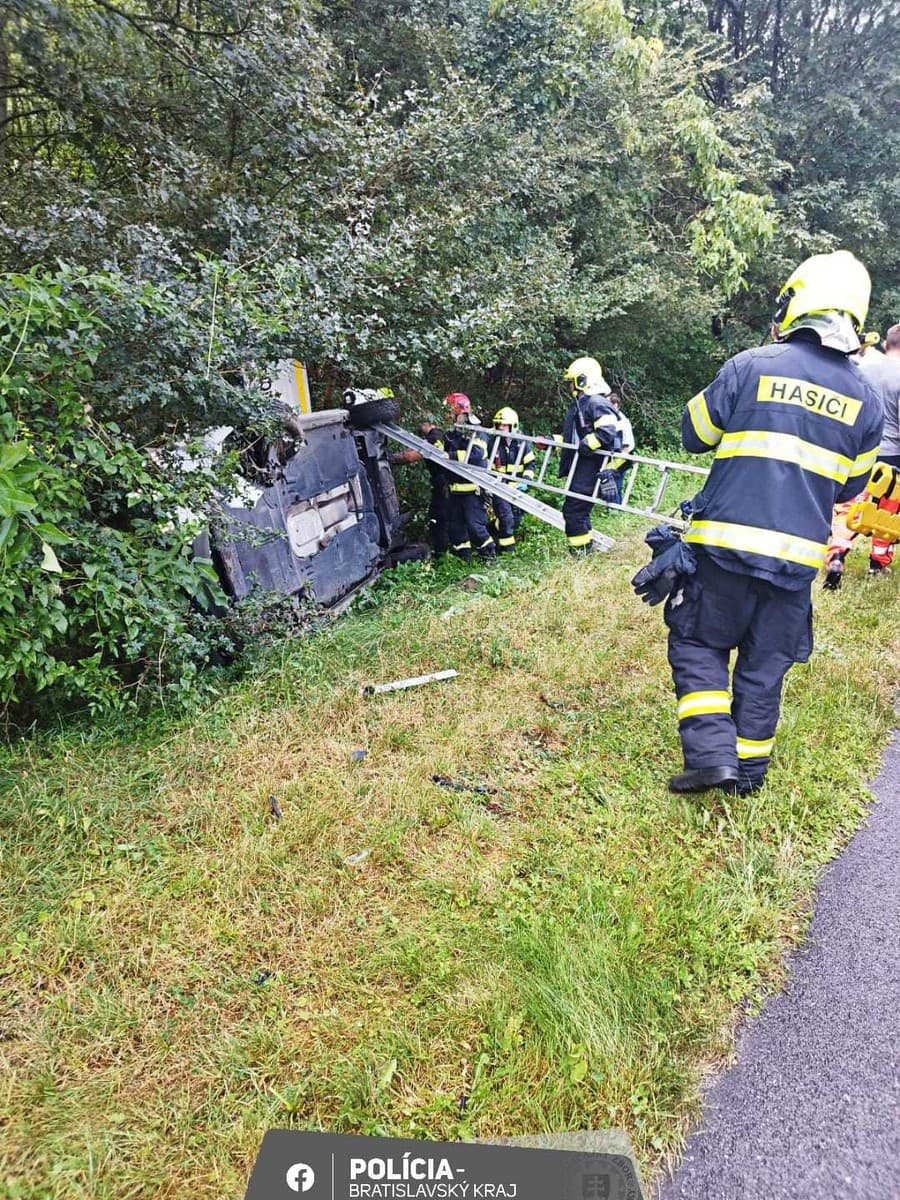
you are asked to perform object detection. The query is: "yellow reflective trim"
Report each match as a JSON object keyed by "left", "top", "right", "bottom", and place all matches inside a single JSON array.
[
  {"left": 449, "top": 483, "right": 477, "bottom": 493},
  {"left": 756, "top": 375, "right": 862, "bottom": 426},
  {"left": 685, "top": 520, "right": 827, "bottom": 569},
  {"left": 716, "top": 430, "right": 852, "bottom": 483},
  {"left": 568, "top": 532, "right": 592, "bottom": 546},
  {"left": 677, "top": 690, "right": 731, "bottom": 719},
  {"left": 687, "top": 391, "right": 723, "bottom": 447},
  {"left": 850, "top": 446, "right": 879, "bottom": 478},
  {"left": 737, "top": 736, "right": 774, "bottom": 758},
  {"left": 585, "top": 433, "right": 602, "bottom": 451},
  {"left": 498, "top": 536, "right": 516, "bottom": 547}
]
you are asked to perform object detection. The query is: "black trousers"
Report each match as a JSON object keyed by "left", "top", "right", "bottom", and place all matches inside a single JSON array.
[
  {"left": 562, "top": 455, "right": 601, "bottom": 547},
  {"left": 492, "top": 494, "right": 523, "bottom": 550},
  {"left": 447, "top": 490, "right": 495, "bottom": 556},
  {"left": 427, "top": 484, "right": 450, "bottom": 555},
  {"left": 664, "top": 552, "right": 813, "bottom": 784}
]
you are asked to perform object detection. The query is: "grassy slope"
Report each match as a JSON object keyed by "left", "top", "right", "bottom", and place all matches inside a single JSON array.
[{"left": 1, "top": 522, "right": 898, "bottom": 1199}]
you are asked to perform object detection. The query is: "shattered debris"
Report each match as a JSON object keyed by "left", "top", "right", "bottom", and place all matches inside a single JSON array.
[{"left": 431, "top": 775, "right": 497, "bottom": 796}]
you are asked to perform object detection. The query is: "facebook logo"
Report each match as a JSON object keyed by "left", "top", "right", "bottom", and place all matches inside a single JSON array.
[{"left": 286, "top": 1163, "right": 316, "bottom": 1193}]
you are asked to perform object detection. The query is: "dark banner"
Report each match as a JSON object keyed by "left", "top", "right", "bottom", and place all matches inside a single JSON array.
[{"left": 244, "top": 1131, "right": 645, "bottom": 1200}]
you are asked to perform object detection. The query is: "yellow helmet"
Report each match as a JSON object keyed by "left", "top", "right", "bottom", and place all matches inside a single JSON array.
[
  {"left": 563, "top": 356, "right": 610, "bottom": 397},
  {"left": 774, "top": 250, "right": 871, "bottom": 335},
  {"left": 492, "top": 406, "right": 519, "bottom": 430}
]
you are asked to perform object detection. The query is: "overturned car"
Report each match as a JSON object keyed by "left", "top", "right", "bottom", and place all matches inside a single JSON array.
[{"left": 198, "top": 390, "right": 426, "bottom": 610}]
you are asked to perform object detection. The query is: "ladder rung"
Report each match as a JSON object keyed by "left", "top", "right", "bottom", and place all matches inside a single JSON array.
[
  {"left": 650, "top": 467, "right": 670, "bottom": 512},
  {"left": 622, "top": 462, "right": 639, "bottom": 506}
]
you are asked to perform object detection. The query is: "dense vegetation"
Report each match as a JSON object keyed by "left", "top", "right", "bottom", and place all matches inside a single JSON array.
[{"left": 1, "top": 0, "right": 898, "bottom": 717}]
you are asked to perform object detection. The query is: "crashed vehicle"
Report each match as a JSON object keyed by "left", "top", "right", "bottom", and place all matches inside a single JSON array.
[{"left": 199, "top": 389, "right": 428, "bottom": 610}]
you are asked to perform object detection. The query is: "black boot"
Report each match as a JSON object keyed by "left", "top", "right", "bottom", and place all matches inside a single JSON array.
[
  {"left": 669, "top": 765, "right": 739, "bottom": 794},
  {"left": 720, "top": 774, "right": 765, "bottom": 797}
]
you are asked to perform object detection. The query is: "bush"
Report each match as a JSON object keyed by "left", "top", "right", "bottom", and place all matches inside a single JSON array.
[{"left": 0, "top": 267, "right": 234, "bottom": 725}]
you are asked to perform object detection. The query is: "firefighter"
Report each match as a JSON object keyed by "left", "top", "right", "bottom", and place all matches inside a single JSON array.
[
  {"left": 559, "top": 357, "right": 622, "bottom": 552},
  {"left": 389, "top": 416, "right": 450, "bottom": 556},
  {"left": 661, "top": 250, "right": 883, "bottom": 796},
  {"left": 489, "top": 406, "right": 535, "bottom": 552},
  {"left": 442, "top": 392, "right": 496, "bottom": 562}
]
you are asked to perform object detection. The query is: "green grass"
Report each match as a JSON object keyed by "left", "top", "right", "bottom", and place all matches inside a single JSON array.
[{"left": 1, "top": 517, "right": 898, "bottom": 1199}]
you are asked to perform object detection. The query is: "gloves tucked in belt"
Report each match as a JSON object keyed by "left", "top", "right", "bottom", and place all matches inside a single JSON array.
[{"left": 631, "top": 524, "right": 697, "bottom": 606}]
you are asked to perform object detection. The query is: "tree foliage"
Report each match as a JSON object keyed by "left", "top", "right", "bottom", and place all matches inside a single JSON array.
[{"left": 0, "top": 0, "right": 895, "bottom": 718}]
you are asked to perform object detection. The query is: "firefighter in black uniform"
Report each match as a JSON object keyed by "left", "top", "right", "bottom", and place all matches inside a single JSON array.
[
  {"left": 390, "top": 416, "right": 450, "bottom": 556},
  {"left": 489, "top": 406, "right": 535, "bottom": 552},
  {"left": 443, "top": 392, "right": 497, "bottom": 562},
  {"left": 661, "top": 251, "right": 883, "bottom": 796},
  {"left": 559, "top": 357, "right": 622, "bottom": 552}
]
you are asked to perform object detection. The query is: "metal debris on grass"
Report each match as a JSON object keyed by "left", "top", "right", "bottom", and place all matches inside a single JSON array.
[
  {"left": 344, "top": 848, "right": 372, "bottom": 866},
  {"left": 362, "top": 669, "right": 458, "bottom": 696}
]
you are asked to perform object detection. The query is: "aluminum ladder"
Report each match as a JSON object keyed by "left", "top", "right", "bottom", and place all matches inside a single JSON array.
[{"left": 378, "top": 422, "right": 709, "bottom": 547}]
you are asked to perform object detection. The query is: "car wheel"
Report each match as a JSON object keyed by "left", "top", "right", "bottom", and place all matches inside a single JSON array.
[{"left": 347, "top": 397, "right": 400, "bottom": 428}]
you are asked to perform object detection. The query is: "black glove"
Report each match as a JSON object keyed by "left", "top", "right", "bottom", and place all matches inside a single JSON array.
[
  {"left": 631, "top": 526, "right": 697, "bottom": 606},
  {"left": 597, "top": 469, "right": 619, "bottom": 503}
]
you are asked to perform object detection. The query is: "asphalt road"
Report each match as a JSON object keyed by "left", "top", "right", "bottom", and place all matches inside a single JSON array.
[{"left": 657, "top": 732, "right": 900, "bottom": 1200}]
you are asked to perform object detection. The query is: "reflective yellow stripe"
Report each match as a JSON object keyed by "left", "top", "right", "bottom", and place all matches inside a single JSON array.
[
  {"left": 498, "top": 536, "right": 515, "bottom": 547},
  {"left": 687, "top": 391, "right": 723, "bottom": 447},
  {"left": 568, "top": 532, "right": 592, "bottom": 546},
  {"left": 737, "top": 735, "right": 774, "bottom": 759},
  {"left": 716, "top": 430, "right": 852, "bottom": 483},
  {"left": 584, "top": 433, "right": 602, "bottom": 451},
  {"left": 685, "top": 520, "right": 827, "bottom": 569},
  {"left": 677, "top": 690, "right": 731, "bottom": 720},
  {"left": 851, "top": 445, "right": 879, "bottom": 479},
  {"left": 450, "top": 483, "right": 477, "bottom": 493}
]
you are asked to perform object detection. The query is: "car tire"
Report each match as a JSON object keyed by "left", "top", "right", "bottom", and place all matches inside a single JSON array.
[
  {"left": 347, "top": 397, "right": 400, "bottom": 428},
  {"left": 388, "top": 542, "right": 432, "bottom": 566}
]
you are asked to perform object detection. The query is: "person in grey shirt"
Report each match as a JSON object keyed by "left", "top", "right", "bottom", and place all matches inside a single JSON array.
[
  {"left": 823, "top": 323, "right": 900, "bottom": 585},
  {"left": 860, "top": 323, "right": 900, "bottom": 468}
]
